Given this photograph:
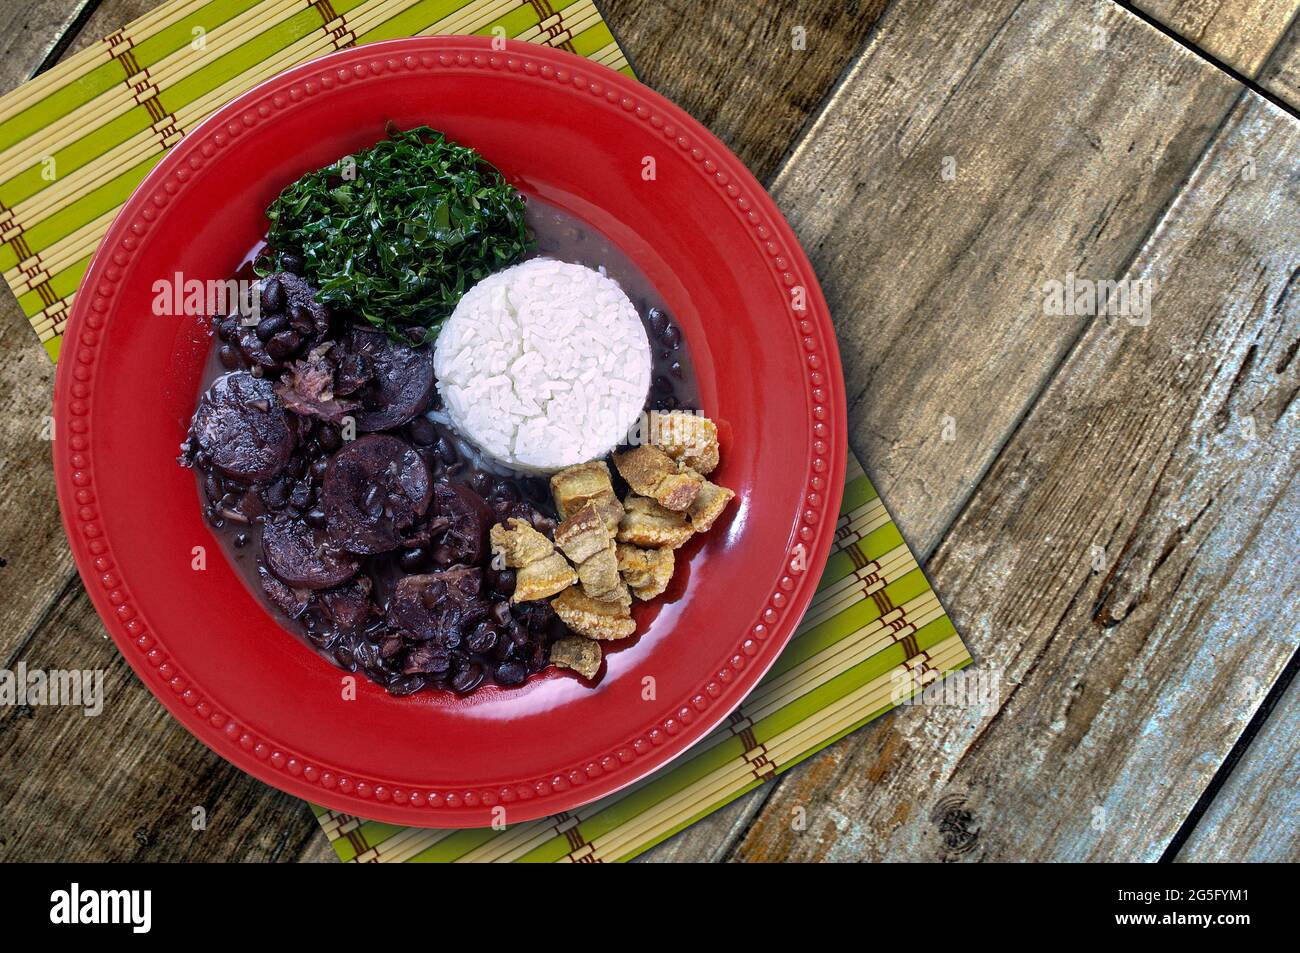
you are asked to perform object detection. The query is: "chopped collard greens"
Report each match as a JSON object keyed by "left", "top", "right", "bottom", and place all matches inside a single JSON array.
[{"left": 258, "top": 125, "right": 532, "bottom": 344}]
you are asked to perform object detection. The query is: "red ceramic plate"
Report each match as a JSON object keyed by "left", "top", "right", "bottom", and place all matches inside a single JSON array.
[{"left": 53, "top": 38, "right": 846, "bottom": 827}]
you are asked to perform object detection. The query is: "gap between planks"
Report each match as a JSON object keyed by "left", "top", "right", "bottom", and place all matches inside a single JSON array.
[
  {"left": 1163, "top": 641, "right": 1300, "bottom": 860},
  {"left": 1115, "top": 0, "right": 1300, "bottom": 120}
]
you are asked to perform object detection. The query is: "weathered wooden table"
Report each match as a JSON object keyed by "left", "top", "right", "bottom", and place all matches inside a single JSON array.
[{"left": 0, "top": 0, "right": 1295, "bottom": 863}]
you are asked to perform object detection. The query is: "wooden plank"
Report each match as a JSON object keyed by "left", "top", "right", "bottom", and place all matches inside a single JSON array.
[
  {"left": 1176, "top": 663, "right": 1300, "bottom": 861},
  {"left": 0, "top": 0, "right": 94, "bottom": 81},
  {"left": 0, "top": 580, "right": 323, "bottom": 860},
  {"left": 0, "top": 0, "right": 100, "bottom": 719},
  {"left": 1260, "top": 16, "right": 1300, "bottom": 109},
  {"left": 732, "top": 89, "right": 1299, "bottom": 861},
  {"left": 295, "top": 828, "right": 343, "bottom": 862},
  {"left": 598, "top": 0, "right": 891, "bottom": 182},
  {"left": 1133, "top": 0, "right": 1300, "bottom": 77},
  {"left": 774, "top": 0, "right": 1242, "bottom": 563},
  {"left": 636, "top": 791, "right": 767, "bottom": 863},
  {"left": 0, "top": 285, "right": 72, "bottom": 665}
]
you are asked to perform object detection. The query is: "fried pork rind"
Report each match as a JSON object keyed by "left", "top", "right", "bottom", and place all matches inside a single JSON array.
[
  {"left": 651, "top": 411, "right": 720, "bottom": 475},
  {"left": 553, "top": 503, "right": 611, "bottom": 564},
  {"left": 553, "top": 501, "right": 629, "bottom": 601},
  {"left": 688, "top": 479, "right": 735, "bottom": 533},
  {"left": 489, "top": 517, "right": 578, "bottom": 602},
  {"left": 659, "top": 470, "right": 704, "bottom": 511},
  {"left": 613, "top": 445, "right": 702, "bottom": 512},
  {"left": 617, "top": 543, "right": 675, "bottom": 600},
  {"left": 551, "top": 585, "right": 637, "bottom": 641},
  {"left": 550, "top": 635, "right": 602, "bottom": 680},
  {"left": 590, "top": 494, "right": 625, "bottom": 532},
  {"left": 550, "top": 461, "right": 624, "bottom": 530},
  {"left": 617, "top": 494, "right": 695, "bottom": 549},
  {"left": 576, "top": 542, "right": 624, "bottom": 601},
  {"left": 614, "top": 446, "right": 670, "bottom": 494},
  {"left": 513, "top": 551, "right": 577, "bottom": 603},
  {"left": 490, "top": 518, "right": 556, "bottom": 568},
  {"left": 603, "top": 578, "right": 634, "bottom": 607},
  {"left": 618, "top": 496, "right": 689, "bottom": 547}
]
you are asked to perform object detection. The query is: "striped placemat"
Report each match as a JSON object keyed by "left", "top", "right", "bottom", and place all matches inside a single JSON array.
[
  {"left": 315, "top": 455, "right": 971, "bottom": 862},
  {"left": 0, "top": 0, "right": 629, "bottom": 361},
  {"left": 0, "top": 0, "right": 970, "bottom": 862}
]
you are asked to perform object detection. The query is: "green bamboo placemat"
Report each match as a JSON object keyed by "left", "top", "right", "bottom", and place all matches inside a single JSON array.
[{"left": 0, "top": 0, "right": 971, "bottom": 862}]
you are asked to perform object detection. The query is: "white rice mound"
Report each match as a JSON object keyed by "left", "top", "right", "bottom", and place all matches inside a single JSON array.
[{"left": 433, "top": 258, "right": 652, "bottom": 473}]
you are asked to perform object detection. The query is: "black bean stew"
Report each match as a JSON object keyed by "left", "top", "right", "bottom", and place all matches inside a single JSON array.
[{"left": 182, "top": 201, "right": 697, "bottom": 696}]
